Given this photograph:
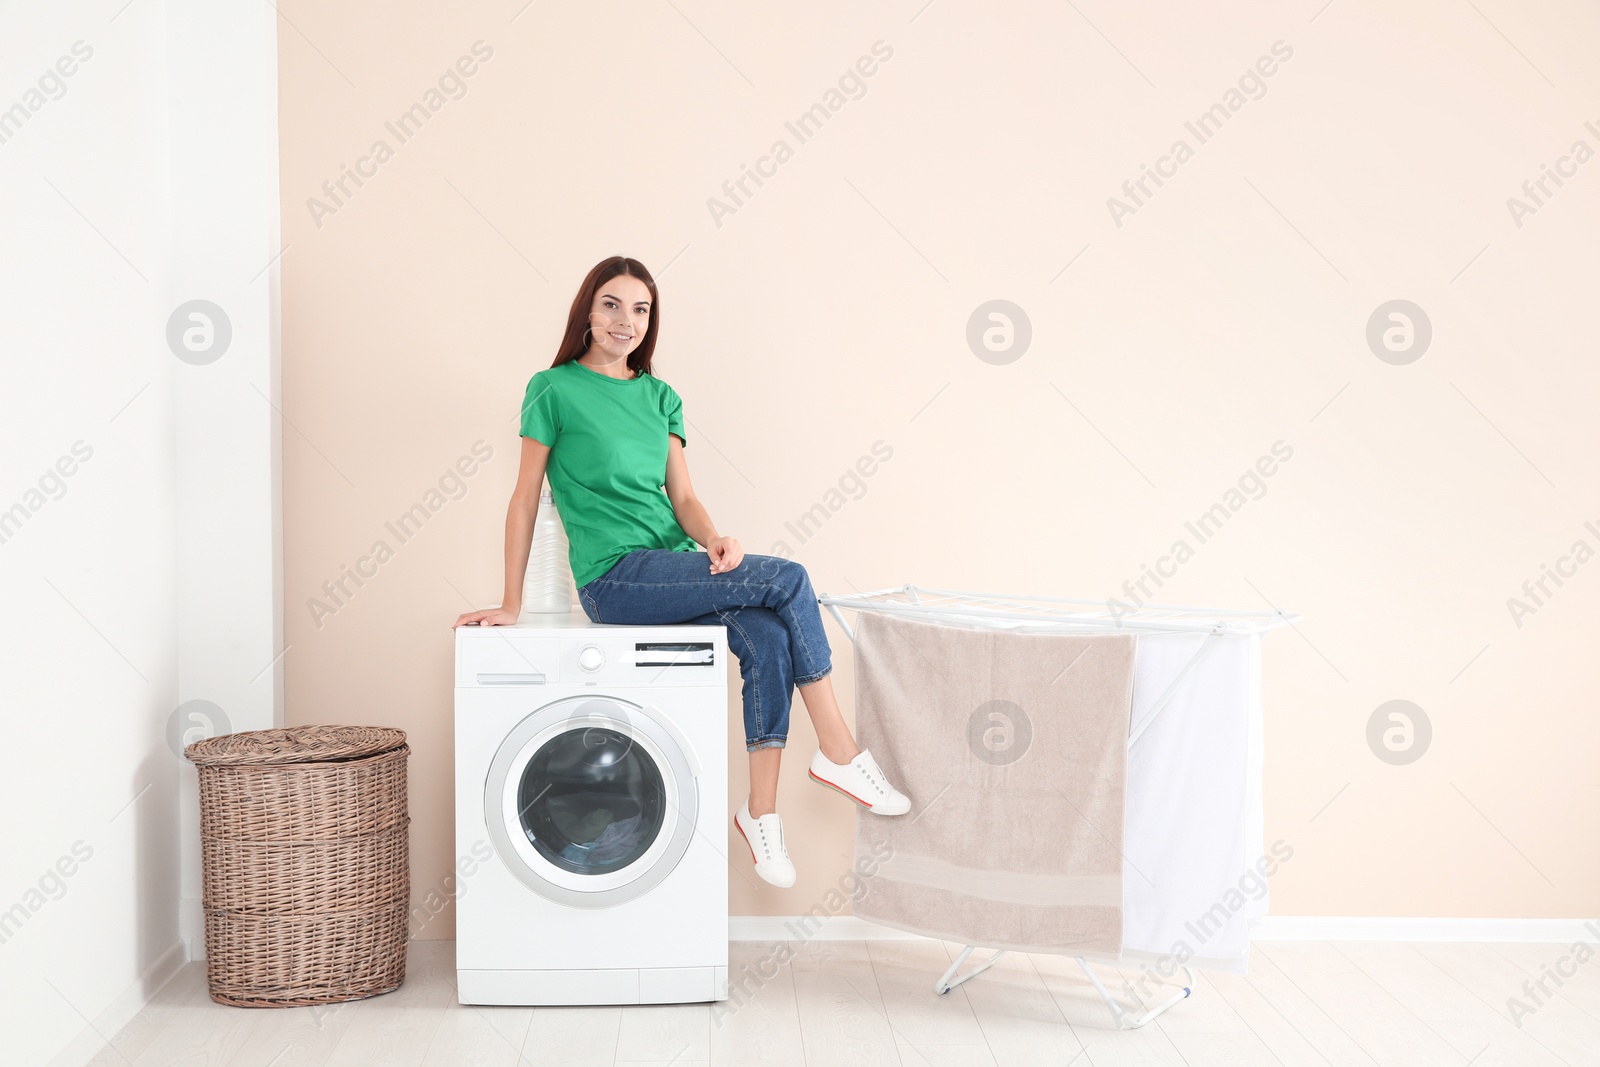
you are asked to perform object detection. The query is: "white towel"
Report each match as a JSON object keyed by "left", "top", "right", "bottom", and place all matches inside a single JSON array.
[{"left": 1119, "top": 631, "right": 1267, "bottom": 974}]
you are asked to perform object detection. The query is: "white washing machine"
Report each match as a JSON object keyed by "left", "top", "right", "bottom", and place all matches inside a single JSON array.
[{"left": 454, "top": 608, "right": 729, "bottom": 1005}]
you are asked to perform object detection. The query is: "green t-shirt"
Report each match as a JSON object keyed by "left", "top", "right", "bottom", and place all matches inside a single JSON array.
[{"left": 519, "top": 359, "right": 698, "bottom": 589}]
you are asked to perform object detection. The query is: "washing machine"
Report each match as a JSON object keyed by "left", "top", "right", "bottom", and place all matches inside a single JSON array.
[{"left": 454, "top": 608, "right": 729, "bottom": 1005}]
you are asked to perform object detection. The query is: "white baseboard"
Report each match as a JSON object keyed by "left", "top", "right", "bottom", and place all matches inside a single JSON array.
[
  {"left": 1251, "top": 916, "right": 1600, "bottom": 942},
  {"left": 179, "top": 896, "right": 205, "bottom": 961},
  {"left": 731, "top": 916, "right": 923, "bottom": 942},
  {"left": 731, "top": 915, "right": 1600, "bottom": 944},
  {"left": 47, "top": 939, "right": 188, "bottom": 1067}
]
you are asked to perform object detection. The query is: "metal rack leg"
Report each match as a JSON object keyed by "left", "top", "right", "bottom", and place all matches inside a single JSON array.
[
  {"left": 1075, "top": 958, "right": 1194, "bottom": 1029},
  {"left": 934, "top": 946, "right": 1194, "bottom": 1030},
  {"left": 933, "top": 945, "right": 1009, "bottom": 994}
]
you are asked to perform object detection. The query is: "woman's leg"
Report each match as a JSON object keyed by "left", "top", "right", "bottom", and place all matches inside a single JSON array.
[
  {"left": 748, "top": 747, "right": 781, "bottom": 816},
  {"left": 709, "top": 605, "right": 795, "bottom": 752},
  {"left": 798, "top": 674, "right": 860, "bottom": 766},
  {"left": 580, "top": 550, "right": 833, "bottom": 685},
  {"left": 744, "top": 666, "right": 861, "bottom": 815},
  {"left": 582, "top": 549, "right": 856, "bottom": 810}
]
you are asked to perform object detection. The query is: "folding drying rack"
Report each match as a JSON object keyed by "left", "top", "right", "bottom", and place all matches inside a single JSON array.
[{"left": 814, "top": 583, "right": 1299, "bottom": 1029}]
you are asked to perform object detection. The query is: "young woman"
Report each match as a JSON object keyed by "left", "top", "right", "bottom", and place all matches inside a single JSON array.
[{"left": 453, "top": 256, "right": 909, "bottom": 888}]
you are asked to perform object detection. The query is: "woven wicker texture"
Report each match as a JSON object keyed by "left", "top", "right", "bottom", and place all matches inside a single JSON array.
[
  {"left": 186, "top": 724, "right": 406, "bottom": 766},
  {"left": 185, "top": 725, "right": 411, "bottom": 1008}
]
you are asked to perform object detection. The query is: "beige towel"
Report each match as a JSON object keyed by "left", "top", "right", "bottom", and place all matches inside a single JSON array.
[{"left": 851, "top": 610, "right": 1137, "bottom": 957}]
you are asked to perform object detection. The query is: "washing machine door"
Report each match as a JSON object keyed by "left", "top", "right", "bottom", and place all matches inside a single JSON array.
[{"left": 485, "top": 695, "right": 699, "bottom": 909}]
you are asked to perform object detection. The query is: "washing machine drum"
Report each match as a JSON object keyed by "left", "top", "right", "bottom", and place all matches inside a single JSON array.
[
  {"left": 486, "top": 697, "right": 699, "bottom": 908},
  {"left": 520, "top": 727, "right": 666, "bottom": 876}
]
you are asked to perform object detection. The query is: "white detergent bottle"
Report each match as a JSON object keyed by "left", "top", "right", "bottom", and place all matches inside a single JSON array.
[{"left": 523, "top": 486, "right": 576, "bottom": 614}]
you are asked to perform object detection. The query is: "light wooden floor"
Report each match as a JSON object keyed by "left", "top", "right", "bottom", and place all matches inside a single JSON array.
[{"left": 89, "top": 938, "right": 1600, "bottom": 1066}]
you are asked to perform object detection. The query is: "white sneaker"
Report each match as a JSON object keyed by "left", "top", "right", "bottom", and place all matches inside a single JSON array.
[
  {"left": 734, "top": 799, "right": 796, "bottom": 888},
  {"left": 809, "top": 747, "right": 911, "bottom": 815}
]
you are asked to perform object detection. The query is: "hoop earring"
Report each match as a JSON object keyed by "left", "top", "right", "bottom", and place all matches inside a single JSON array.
[{"left": 582, "top": 327, "right": 593, "bottom": 347}]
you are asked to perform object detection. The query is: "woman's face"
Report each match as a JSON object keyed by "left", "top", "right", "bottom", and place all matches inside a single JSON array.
[{"left": 587, "top": 274, "right": 651, "bottom": 360}]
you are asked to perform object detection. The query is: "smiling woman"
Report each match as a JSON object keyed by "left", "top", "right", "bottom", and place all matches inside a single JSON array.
[{"left": 452, "top": 255, "right": 912, "bottom": 888}]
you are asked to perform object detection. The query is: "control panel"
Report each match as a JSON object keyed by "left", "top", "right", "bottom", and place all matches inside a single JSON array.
[{"left": 455, "top": 629, "right": 722, "bottom": 688}]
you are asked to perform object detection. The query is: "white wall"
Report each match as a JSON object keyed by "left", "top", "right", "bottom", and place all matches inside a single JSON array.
[
  {"left": 0, "top": 3, "right": 279, "bottom": 1065},
  {"left": 166, "top": 0, "right": 285, "bottom": 967}
]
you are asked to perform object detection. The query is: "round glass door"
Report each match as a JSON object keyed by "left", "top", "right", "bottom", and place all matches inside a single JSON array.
[
  {"left": 485, "top": 696, "right": 698, "bottom": 908},
  {"left": 518, "top": 726, "right": 666, "bottom": 876}
]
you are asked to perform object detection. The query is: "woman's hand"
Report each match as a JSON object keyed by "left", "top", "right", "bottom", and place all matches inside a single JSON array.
[
  {"left": 707, "top": 536, "right": 743, "bottom": 574},
  {"left": 453, "top": 605, "right": 520, "bottom": 628}
]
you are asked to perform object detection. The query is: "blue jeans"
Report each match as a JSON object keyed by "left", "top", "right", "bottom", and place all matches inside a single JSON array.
[{"left": 577, "top": 549, "right": 833, "bottom": 752}]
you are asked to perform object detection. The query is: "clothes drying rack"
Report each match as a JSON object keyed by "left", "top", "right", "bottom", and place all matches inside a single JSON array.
[{"left": 814, "top": 583, "right": 1299, "bottom": 1030}]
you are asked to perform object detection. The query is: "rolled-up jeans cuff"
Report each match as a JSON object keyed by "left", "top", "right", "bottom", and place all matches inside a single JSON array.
[
  {"left": 746, "top": 737, "right": 786, "bottom": 752},
  {"left": 795, "top": 663, "right": 832, "bottom": 686}
]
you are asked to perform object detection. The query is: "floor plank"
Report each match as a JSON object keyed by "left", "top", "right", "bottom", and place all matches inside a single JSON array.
[
  {"left": 613, "top": 1001, "right": 711, "bottom": 1062},
  {"left": 1119, "top": 963, "right": 1249, "bottom": 1034},
  {"left": 710, "top": 940, "right": 806, "bottom": 1067},
  {"left": 1027, "top": 952, "right": 1188, "bottom": 1067},
  {"left": 1256, "top": 942, "right": 1460, "bottom": 1067},
  {"left": 84, "top": 963, "right": 210, "bottom": 1067},
  {"left": 523, "top": 1004, "right": 622, "bottom": 1067},
  {"left": 1411, "top": 941, "right": 1600, "bottom": 1066},
  {"left": 952, "top": 943, "right": 1084, "bottom": 1064},
  {"left": 1228, "top": 947, "right": 1381, "bottom": 1067},
  {"left": 222, "top": 995, "right": 364, "bottom": 1067},
  {"left": 94, "top": 938, "right": 1600, "bottom": 1066},
  {"left": 421, "top": 1002, "right": 534, "bottom": 1067},
  {"left": 119, "top": 963, "right": 262, "bottom": 1067},
  {"left": 1165, "top": 1031, "right": 1285, "bottom": 1066},
  {"left": 1488, "top": 941, "right": 1600, "bottom": 1023},
  {"left": 887, "top": 1042, "right": 998, "bottom": 1067},
  {"left": 867, "top": 939, "right": 989, "bottom": 1048},
  {"left": 1208, "top": 964, "right": 1358, "bottom": 1066},
  {"left": 321, "top": 940, "right": 454, "bottom": 1067},
  {"left": 789, "top": 939, "right": 901, "bottom": 1066},
  {"left": 1335, "top": 941, "right": 1566, "bottom": 1067}
]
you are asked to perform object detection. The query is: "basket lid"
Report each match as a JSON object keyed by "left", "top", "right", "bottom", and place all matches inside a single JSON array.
[{"left": 184, "top": 725, "right": 406, "bottom": 766}]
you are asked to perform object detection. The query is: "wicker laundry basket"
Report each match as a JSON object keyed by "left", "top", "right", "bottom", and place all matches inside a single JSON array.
[{"left": 184, "top": 724, "right": 411, "bottom": 1007}]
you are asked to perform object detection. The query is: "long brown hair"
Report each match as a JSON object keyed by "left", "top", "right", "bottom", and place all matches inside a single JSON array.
[{"left": 550, "top": 256, "right": 661, "bottom": 377}]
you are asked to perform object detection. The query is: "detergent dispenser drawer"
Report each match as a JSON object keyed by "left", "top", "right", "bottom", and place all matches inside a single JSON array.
[{"left": 456, "top": 637, "right": 558, "bottom": 688}]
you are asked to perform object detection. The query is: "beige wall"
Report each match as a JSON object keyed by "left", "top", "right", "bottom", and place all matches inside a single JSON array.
[{"left": 279, "top": 0, "right": 1600, "bottom": 935}]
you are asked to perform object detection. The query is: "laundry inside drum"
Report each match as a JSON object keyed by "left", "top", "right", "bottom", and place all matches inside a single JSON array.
[{"left": 517, "top": 726, "right": 667, "bottom": 876}]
